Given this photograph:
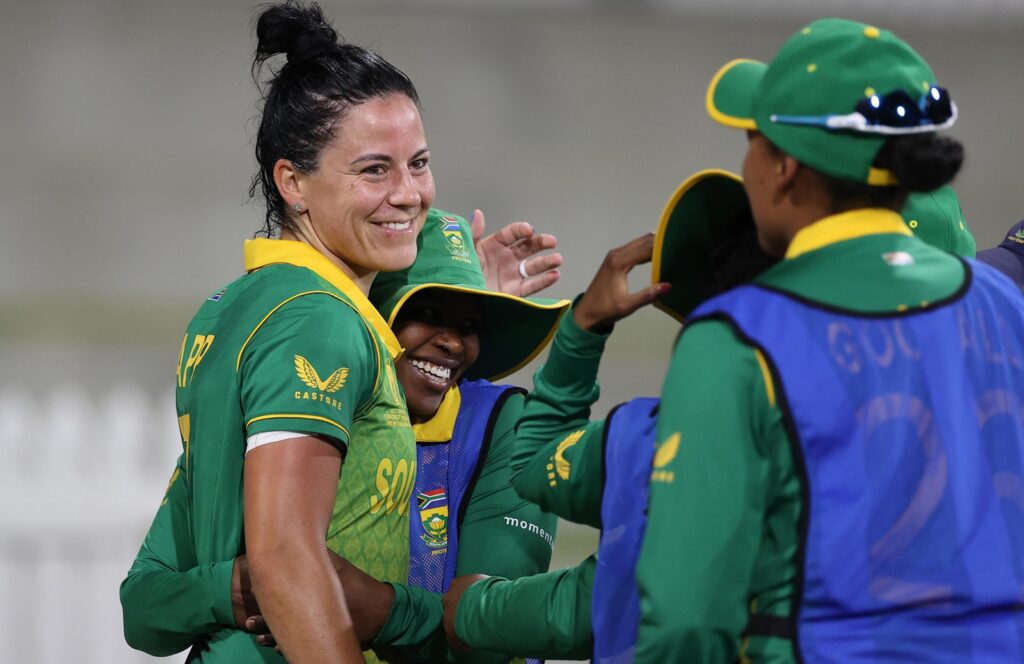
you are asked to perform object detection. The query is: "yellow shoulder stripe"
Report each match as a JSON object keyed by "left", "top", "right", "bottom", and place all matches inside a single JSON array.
[{"left": 753, "top": 349, "right": 776, "bottom": 408}]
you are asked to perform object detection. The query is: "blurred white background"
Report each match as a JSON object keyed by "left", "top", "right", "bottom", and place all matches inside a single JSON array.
[{"left": 2, "top": 0, "right": 1023, "bottom": 661}]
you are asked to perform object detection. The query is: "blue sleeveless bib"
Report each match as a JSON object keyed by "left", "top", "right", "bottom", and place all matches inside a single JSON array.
[
  {"left": 591, "top": 397, "right": 660, "bottom": 664},
  {"left": 690, "top": 261, "right": 1024, "bottom": 663},
  {"left": 407, "top": 379, "right": 523, "bottom": 593}
]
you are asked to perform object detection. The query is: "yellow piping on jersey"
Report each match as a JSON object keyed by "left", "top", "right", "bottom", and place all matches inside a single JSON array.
[
  {"left": 754, "top": 349, "right": 776, "bottom": 408},
  {"left": 246, "top": 413, "right": 351, "bottom": 441},
  {"left": 235, "top": 290, "right": 356, "bottom": 371}
]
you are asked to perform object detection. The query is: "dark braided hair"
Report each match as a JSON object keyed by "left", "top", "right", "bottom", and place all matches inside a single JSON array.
[{"left": 248, "top": 1, "right": 420, "bottom": 236}]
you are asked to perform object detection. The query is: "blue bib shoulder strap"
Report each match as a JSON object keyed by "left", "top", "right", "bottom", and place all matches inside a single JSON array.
[
  {"left": 591, "top": 396, "right": 659, "bottom": 664},
  {"left": 407, "top": 379, "right": 524, "bottom": 593}
]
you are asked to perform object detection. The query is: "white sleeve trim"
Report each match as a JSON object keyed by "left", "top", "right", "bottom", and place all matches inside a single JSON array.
[{"left": 245, "top": 430, "right": 310, "bottom": 454}]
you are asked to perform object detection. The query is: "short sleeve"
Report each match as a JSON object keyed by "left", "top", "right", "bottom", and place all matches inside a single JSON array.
[{"left": 239, "top": 293, "right": 377, "bottom": 450}]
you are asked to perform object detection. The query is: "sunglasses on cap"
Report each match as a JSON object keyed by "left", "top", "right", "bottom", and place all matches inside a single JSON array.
[{"left": 769, "top": 86, "right": 957, "bottom": 135}]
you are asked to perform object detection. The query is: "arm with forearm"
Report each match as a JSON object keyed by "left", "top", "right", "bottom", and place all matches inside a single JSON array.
[
  {"left": 244, "top": 437, "right": 363, "bottom": 663},
  {"left": 633, "top": 322, "right": 775, "bottom": 663},
  {"left": 512, "top": 306, "right": 609, "bottom": 526},
  {"left": 454, "top": 556, "right": 596, "bottom": 660},
  {"left": 120, "top": 455, "right": 237, "bottom": 656}
]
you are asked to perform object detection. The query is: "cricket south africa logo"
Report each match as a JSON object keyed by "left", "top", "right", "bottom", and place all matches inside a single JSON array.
[
  {"left": 417, "top": 489, "right": 449, "bottom": 548},
  {"left": 438, "top": 216, "right": 470, "bottom": 259}
]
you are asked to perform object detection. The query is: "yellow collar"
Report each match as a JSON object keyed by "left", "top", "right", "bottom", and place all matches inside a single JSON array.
[
  {"left": 785, "top": 209, "right": 912, "bottom": 259},
  {"left": 412, "top": 385, "right": 461, "bottom": 443},
  {"left": 243, "top": 238, "right": 402, "bottom": 358}
]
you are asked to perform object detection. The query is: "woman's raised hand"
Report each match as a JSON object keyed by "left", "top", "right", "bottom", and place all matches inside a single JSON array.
[
  {"left": 472, "top": 209, "right": 564, "bottom": 297},
  {"left": 572, "top": 233, "right": 671, "bottom": 333}
]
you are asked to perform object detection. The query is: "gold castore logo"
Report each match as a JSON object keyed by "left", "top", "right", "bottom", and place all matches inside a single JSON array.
[
  {"left": 294, "top": 355, "right": 349, "bottom": 393},
  {"left": 554, "top": 429, "right": 585, "bottom": 480},
  {"left": 651, "top": 432, "right": 680, "bottom": 484},
  {"left": 653, "top": 432, "right": 680, "bottom": 468}
]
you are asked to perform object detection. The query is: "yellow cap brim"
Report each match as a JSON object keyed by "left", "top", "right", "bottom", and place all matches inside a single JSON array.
[{"left": 706, "top": 58, "right": 766, "bottom": 130}]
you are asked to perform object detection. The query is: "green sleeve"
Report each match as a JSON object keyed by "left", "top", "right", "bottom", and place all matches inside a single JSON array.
[
  {"left": 633, "top": 321, "right": 786, "bottom": 663},
  {"left": 119, "top": 455, "right": 236, "bottom": 656},
  {"left": 512, "top": 304, "right": 610, "bottom": 526},
  {"left": 240, "top": 294, "right": 377, "bottom": 448},
  {"left": 456, "top": 393, "right": 557, "bottom": 579},
  {"left": 372, "top": 583, "right": 444, "bottom": 652},
  {"left": 455, "top": 556, "right": 595, "bottom": 660}
]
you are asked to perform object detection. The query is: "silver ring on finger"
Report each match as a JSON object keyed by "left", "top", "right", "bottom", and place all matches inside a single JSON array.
[{"left": 518, "top": 259, "right": 530, "bottom": 279}]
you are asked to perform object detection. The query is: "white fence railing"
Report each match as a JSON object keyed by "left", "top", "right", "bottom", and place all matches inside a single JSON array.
[{"left": 0, "top": 386, "right": 180, "bottom": 663}]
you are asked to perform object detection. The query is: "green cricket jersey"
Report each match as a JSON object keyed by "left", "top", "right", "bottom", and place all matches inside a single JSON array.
[
  {"left": 123, "top": 238, "right": 416, "bottom": 663},
  {"left": 121, "top": 387, "right": 553, "bottom": 663},
  {"left": 453, "top": 306, "right": 613, "bottom": 658},
  {"left": 121, "top": 245, "right": 553, "bottom": 661},
  {"left": 635, "top": 209, "right": 968, "bottom": 663}
]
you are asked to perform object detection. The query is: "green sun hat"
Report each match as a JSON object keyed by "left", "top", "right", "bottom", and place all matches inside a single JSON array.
[
  {"left": 370, "top": 208, "right": 570, "bottom": 382},
  {"left": 652, "top": 169, "right": 776, "bottom": 321},
  {"left": 706, "top": 18, "right": 948, "bottom": 185},
  {"left": 900, "top": 185, "right": 976, "bottom": 257}
]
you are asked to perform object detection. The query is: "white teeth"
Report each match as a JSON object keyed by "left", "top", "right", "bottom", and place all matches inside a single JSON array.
[
  {"left": 379, "top": 220, "right": 412, "bottom": 231},
  {"left": 410, "top": 359, "right": 451, "bottom": 380}
]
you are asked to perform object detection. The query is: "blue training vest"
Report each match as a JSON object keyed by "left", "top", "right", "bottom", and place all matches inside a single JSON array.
[
  {"left": 690, "top": 260, "right": 1024, "bottom": 663},
  {"left": 407, "top": 379, "right": 523, "bottom": 593},
  {"left": 591, "top": 397, "right": 660, "bottom": 664}
]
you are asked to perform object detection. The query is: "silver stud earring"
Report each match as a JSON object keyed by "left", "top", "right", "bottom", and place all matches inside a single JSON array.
[{"left": 293, "top": 202, "right": 303, "bottom": 212}]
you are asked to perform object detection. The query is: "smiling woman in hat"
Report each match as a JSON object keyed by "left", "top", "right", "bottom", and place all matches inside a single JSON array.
[
  {"left": 368, "top": 210, "right": 568, "bottom": 607},
  {"left": 636, "top": 17, "right": 1024, "bottom": 664}
]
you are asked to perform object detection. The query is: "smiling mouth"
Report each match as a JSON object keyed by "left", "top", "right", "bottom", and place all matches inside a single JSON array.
[
  {"left": 409, "top": 358, "right": 453, "bottom": 385},
  {"left": 376, "top": 220, "right": 413, "bottom": 231}
]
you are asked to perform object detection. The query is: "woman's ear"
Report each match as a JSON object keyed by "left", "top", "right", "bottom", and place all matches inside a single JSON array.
[
  {"left": 273, "top": 158, "right": 306, "bottom": 212},
  {"left": 775, "top": 154, "right": 800, "bottom": 193}
]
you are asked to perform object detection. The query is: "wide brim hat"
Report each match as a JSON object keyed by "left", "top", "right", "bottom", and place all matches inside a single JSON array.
[
  {"left": 370, "top": 209, "right": 569, "bottom": 381},
  {"left": 706, "top": 18, "right": 943, "bottom": 185},
  {"left": 652, "top": 169, "right": 763, "bottom": 321},
  {"left": 900, "top": 185, "right": 976, "bottom": 257}
]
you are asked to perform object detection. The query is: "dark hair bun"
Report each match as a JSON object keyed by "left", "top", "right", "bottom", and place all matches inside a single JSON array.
[
  {"left": 255, "top": 1, "right": 338, "bottom": 65},
  {"left": 881, "top": 133, "right": 964, "bottom": 193}
]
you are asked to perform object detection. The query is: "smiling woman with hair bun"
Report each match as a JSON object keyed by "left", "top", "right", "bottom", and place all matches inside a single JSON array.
[{"left": 121, "top": 1, "right": 432, "bottom": 661}]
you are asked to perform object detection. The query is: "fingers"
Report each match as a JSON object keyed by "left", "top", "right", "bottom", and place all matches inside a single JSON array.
[
  {"left": 470, "top": 209, "right": 486, "bottom": 244},
  {"left": 246, "top": 615, "right": 278, "bottom": 649},
  {"left": 520, "top": 269, "right": 561, "bottom": 297},
  {"left": 620, "top": 282, "right": 671, "bottom": 316},
  {"left": 521, "top": 252, "right": 564, "bottom": 278},
  {"left": 606, "top": 232, "right": 656, "bottom": 271},
  {"left": 491, "top": 221, "right": 536, "bottom": 247},
  {"left": 509, "top": 232, "right": 558, "bottom": 258}
]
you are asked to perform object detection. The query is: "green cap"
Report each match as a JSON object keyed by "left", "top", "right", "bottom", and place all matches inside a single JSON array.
[
  {"left": 653, "top": 169, "right": 775, "bottom": 321},
  {"left": 900, "top": 185, "right": 976, "bottom": 257},
  {"left": 370, "top": 209, "right": 569, "bottom": 381},
  {"left": 707, "top": 18, "right": 939, "bottom": 184}
]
